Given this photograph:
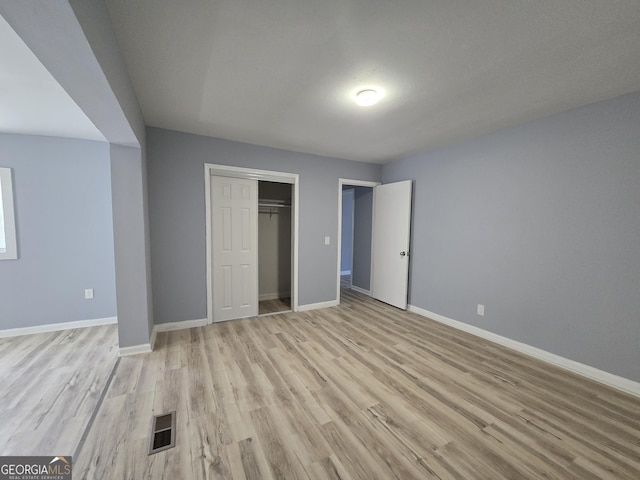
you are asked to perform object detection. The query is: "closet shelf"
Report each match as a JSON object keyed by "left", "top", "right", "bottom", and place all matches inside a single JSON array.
[{"left": 258, "top": 199, "right": 291, "bottom": 208}]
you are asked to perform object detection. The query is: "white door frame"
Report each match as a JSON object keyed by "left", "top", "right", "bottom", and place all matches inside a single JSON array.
[
  {"left": 336, "top": 178, "right": 380, "bottom": 304},
  {"left": 205, "top": 163, "right": 299, "bottom": 324},
  {"left": 341, "top": 188, "right": 355, "bottom": 278}
]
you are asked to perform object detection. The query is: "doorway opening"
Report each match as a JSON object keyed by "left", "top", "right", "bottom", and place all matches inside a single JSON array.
[
  {"left": 337, "top": 179, "right": 379, "bottom": 304},
  {"left": 340, "top": 187, "right": 355, "bottom": 290},
  {"left": 258, "top": 181, "right": 292, "bottom": 315}
]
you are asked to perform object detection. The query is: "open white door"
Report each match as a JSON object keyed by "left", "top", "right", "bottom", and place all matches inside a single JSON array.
[
  {"left": 371, "top": 180, "right": 412, "bottom": 309},
  {"left": 211, "top": 175, "right": 258, "bottom": 321}
]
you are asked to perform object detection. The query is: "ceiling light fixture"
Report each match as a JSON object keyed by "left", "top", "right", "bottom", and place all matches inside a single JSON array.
[{"left": 355, "top": 89, "right": 380, "bottom": 106}]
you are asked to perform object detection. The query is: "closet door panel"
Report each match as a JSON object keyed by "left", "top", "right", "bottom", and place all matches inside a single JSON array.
[{"left": 211, "top": 175, "right": 258, "bottom": 321}]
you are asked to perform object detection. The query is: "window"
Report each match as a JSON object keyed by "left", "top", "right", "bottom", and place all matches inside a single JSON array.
[{"left": 0, "top": 167, "right": 17, "bottom": 260}]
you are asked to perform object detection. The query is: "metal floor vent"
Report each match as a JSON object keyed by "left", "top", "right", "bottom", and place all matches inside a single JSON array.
[{"left": 149, "top": 411, "right": 176, "bottom": 454}]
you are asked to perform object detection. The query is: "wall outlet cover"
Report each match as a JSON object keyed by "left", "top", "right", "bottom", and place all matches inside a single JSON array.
[{"left": 477, "top": 304, "right": 485, "bottom": 316}]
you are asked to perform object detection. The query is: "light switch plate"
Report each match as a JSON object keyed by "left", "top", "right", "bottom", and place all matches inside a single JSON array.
[{"left": 324, "top": 236, "right": 330, "bottom": 245}]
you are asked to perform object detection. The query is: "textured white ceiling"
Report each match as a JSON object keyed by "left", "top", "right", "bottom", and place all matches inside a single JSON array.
[
  {"left": 105, "top": 0, "right": 640, "bottom": 163},
  {"left": 0, "top": 15, "right": 105, "bottom": 142}
]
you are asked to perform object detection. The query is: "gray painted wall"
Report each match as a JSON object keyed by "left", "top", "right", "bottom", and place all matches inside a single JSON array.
[
  {"left": 340, "top": 188, "right": 354, "bottom": 273},
  {"left": 0, "top": 1, "right": 141, "bottom": 147},
  {"left": 383, "top": 90, "right": 640, "bottom": 382},
  {"left": 147, "top": 127, "right": 381, "bottom": 324},
  {"left": 69, "top": 0, "right": 155, "bottom": 348},
  {"left": 3, "top": 1, "right": 155, "bottom": 348},
  {"left": 110, "top": 144, "right": 154, "bottom": 347},
  {"left": 0, "top": 133, "right": 116, "bottom": 329},
  {"left": 352, "top": 186, "right": 373, "bottom": 291},
  {"left": 70, "top": 0, "right": 146, "bottom": 145}
]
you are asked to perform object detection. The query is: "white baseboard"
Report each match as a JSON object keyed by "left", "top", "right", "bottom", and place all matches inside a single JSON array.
[
  {"left": 408, "top": 305, "right": 640, "bottom": 398},
  {"left": 350, "top": 285, "right": 371, "bottom": 296},
  {"left": 119, "top": 318, "right": 209, "bottom": 357},
  {"left": 0, "top": 316, "right": 117, "bottom": 338},
  {"left": 297, "top": 299, "right": 339, "bottom": 312},
  {"left": 259, "top": 292, "right": 291, "bottom": 301},
  {"left": 340, "top": 270, "right": 351, "bottom": 276},
  {"left": 119, "top": 343, "right": 152, "bottom": 356},
  {"left": 154, "top": 318, "right": 208, "bottom": 332}
]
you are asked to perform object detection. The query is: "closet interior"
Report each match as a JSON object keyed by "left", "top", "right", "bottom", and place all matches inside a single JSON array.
[{"left": 258, "top": 181, "right": 292, "bottom": 315}]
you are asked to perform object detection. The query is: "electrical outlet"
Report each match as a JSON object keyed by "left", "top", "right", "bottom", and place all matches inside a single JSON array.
[
  {"left": 85, "top": 288, "right": 94, "bottom": 300},
  {"left": 477, "top": 304, "right": 485, "bottom": 316},
  {"left": 324, "top": 236, "right": 330, "bottom": 245}
]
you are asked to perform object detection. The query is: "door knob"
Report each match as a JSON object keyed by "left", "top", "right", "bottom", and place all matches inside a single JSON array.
[{"left": 400, "top": 251, "right": 407, "bottom": 257}]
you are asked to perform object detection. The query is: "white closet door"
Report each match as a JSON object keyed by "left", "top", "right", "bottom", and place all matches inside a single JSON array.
[{"left": 211, "top": 175, "right": 258, "bottom": 321}]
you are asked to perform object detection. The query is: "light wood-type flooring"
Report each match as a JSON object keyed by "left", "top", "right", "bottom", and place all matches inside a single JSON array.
[
  {"left": 3, "top": 291, "right": 640, "bottom": 479},
  {"left": 259, "top": 297, "right": 291, "bottom": 315},
  {"left": 0, "top": 324, "right": 118, "bottom": 457}
]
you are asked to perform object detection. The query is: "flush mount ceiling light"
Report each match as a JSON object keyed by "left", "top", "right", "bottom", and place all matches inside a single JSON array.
[{"left": 355, "top": 89, "right": 380, "bottom": 106}]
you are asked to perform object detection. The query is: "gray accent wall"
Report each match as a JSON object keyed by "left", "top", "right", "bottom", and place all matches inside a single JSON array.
[
  {"left": 147, "top": 127, "right": 381, "bottom": 324},
  {"left": 383, "top": 90, "right": 640, "bottom": 382},
  {"left": 352, "top": 186, "right": 373, "bottom": 291},
  {"left": 0, "top": 133, "right": 116, "bottom": 329}
]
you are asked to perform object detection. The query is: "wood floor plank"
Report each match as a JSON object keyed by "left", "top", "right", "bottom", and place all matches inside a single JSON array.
[
  {"left": 250, "top": 406, "right": 310, "bottom": 479},
  {"left": 237, "top": 437, "right": 265, "bottom": 480},
  {"left": 3, "top": 289, "right": 640, "bottom": 479},
  {"left": 0, "top": 324, "right": 118, "bottom": 457},
  {"left": 318, "top": 420, "right": 396, "bottom": 480},
  {"left": 307, "top": 455, "right": 354, "bottom": 480},
  {"left": 259, "top": 297, "right": 291, "bottom": 315}
]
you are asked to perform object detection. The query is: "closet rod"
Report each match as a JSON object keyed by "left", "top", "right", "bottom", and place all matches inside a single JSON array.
[{"left": 257, "top": 201, "right": 291, "bottom": 208}]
